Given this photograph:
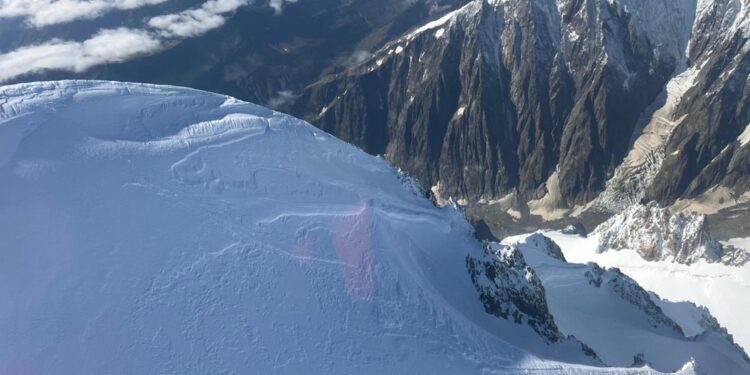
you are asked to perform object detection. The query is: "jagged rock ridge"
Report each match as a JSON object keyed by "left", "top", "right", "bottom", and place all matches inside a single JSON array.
[
  {"left": 593, "top": 202, "right": 749, "bottom": 265},
  {"left": 466, "top": 244, "right": 567, "bottom": 344}
]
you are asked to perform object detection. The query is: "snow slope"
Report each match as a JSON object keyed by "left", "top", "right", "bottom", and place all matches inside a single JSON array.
[
  {"left": 725, "top": 236, "right": 750, "bottom": 252},
  {"left": 545, "top": 229, "right": 750, "bottom": 356},
  {"left": 0, "top": 80, "right": 688, "bottom": 374},
  {"left": 501, "top": 233, "right": 750, "bottom": 374}
]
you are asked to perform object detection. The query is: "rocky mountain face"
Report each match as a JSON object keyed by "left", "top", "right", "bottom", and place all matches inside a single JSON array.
[
  {"left": 648, "top": 0, "right": 750, "bottom": 205},
  {"left": 290, "top": 0, "right": 750, "bottom": 217},
  {"left": 466, "top": 243, "right": 567, "bottom": 344},
  {"left": 593, "top": 202, "right": 749, "bottom": 265}
]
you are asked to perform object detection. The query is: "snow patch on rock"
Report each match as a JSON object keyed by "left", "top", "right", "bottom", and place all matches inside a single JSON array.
[
  {"left": 593, "top": 202, "right": 731, "bottom": 264},
  {"left": 596, "top": 64, "right": 703, "bottom": 211},
  {"left": 739, "top": 123, "right": 750, "bottom": 147}
]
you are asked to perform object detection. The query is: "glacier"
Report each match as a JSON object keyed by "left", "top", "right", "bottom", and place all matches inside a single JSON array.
[
  {"left": 501, "top": 233, "right": 749, "bottom": 373},
  {"left": 544, "top": 228, "right": 750, "bottom": 358}
]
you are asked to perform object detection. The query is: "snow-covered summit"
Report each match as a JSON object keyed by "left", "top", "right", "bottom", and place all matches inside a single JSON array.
[{"left": 2, "top": 80, "right": 693, "bottom": 374}]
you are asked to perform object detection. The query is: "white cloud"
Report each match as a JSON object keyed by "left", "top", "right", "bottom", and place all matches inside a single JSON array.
[
  {"left": 266, "top": 90, "right": 297, "bottom": 108},
  {"left": 0, "top": 0, "right": 304, "bottom": 82},
  {"left": 347, "top": 50, "right": 372, "bottom": 67},
  {"left": 148, "top": 0, "right": 250, "bottom": 38},
  {"left": 0, "top": 0, "right": 169, "bottom": 27},
  {"left": 0, "top": 28, "right": 162, "bottom": 82},
  {"left": 268, "top": 0, "right": 298, "bottom": 15}
]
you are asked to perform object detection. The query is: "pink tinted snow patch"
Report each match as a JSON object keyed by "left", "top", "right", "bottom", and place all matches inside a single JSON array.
[
  {"left": 332, "top": 204, "right": 375, "bottom": 301},
  {"left": 1, "top": 362, "right": 36, "bottom": 375},
  {"left": 292, "top": 234, "right": 316, "bottom": 264}
]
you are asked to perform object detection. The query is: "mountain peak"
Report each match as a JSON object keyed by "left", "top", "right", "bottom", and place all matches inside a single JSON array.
[{"left": 593, "top": 202, "right": 748, "bottom": 265}]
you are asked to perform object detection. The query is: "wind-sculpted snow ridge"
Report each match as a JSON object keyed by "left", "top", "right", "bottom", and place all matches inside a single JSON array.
[
  {"left": 0, "top": 80, "right": 698, "bottom": 375},
  {"left": 593, "top": 202, "right": 748, "bottom": 265},
  {"left": 501, "top": 233, "right": 750, "bottom": 374}
]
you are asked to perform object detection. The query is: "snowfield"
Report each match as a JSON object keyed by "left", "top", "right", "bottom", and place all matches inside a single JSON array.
[
  {"left": 544, "top": 230, "right": 750, "bottom": 356},
  {"left": 502, "top": 233, "right": 750, "bottom": 374},
  {"left": 0, "top": 80, "right": 709, "bottom": 374}
]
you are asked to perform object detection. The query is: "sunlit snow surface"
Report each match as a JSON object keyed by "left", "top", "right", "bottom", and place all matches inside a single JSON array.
[
  {"left": 0, "top": 81, "right": 681, "bottom": 374},
  {"left": 503, "top": 233, "right": 750, "bottom": 374},
  {"left": 545, "top": 230, "right": 750, "bottom": 355}
]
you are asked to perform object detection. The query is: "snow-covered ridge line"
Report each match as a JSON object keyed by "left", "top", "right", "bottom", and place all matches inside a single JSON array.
[
  {"left": 6, "top": 80, "right": 702, "bottom": 374},
  {"left": 358, "top": 0, "right": 482, "bottom": 72}
]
